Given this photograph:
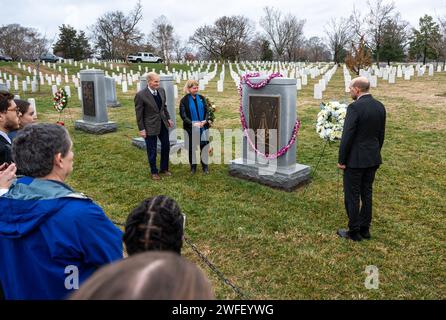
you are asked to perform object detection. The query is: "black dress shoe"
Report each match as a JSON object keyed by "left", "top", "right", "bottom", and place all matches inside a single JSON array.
[
  {"left": 202, "top": 166, "right": 209, "bottom": 174},
  {"left": 190, "top": 166, "right": 197, "bottom": 174},
  {"left": 360, "top": 227, "right": 371, "bottom": 239},
  {"left": 337, "top": 229, "right": 363, "bottom": 242}
]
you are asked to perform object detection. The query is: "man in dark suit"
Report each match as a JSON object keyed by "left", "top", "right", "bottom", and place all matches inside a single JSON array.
[
  {"left": 337, "top": 77, "right": 386, "bottom": 241},
  {"left": 135, "top": 73, "right": 173, "bottom": 180},
  {"left": 0, "top": 91, "right": 20, "bottom": 166}
]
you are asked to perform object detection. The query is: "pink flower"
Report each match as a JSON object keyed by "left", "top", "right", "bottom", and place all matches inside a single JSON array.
[{"left": 238, "top": 72, "right": 301, "bottom": 160}]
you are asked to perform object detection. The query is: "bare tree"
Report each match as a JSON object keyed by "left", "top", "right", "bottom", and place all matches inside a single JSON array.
[
  {"left": 150, "top": 15, "right": 175, "bottom": 65},
  {"left": 172, "top": 37, "right": 191, "bottom": 62},
  {"left": 0, "top": 24, "right": 48, "bottom": 61},
  {"left": 90, "top": 1, "right": 144, "bottom": 60},
  {"left": 366, "top": 0, "right": 396, "bottom": 65},
  {"left": 115, "top": 2, "right": 144, "bottom": 61},
  {"left": 304, "top": 37, "right": 331, "bottom": 62},
  {"left": 260, "top": 7, "right": 305, "bottom": 61},
  {"left": 325, "top": 17, "right": 352, "bottom": 65},
  {"left": 350, "top": 5, "right": 370, "bottom": 45},
  {"left": 190, "top": 15, "right": 253, "bottom": 61},
  {"left": 285, "top": 16, "right": 306, "bottom": 62},
  {"left": 438, "top": 15, "right": 446, "bottom": 67},
  {"left": 189, "top": 25, "right": 220, "bottom": 60}
]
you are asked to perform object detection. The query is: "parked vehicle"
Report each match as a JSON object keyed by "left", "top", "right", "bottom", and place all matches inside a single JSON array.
[
  {"left": 127, "top": 52, "right": 163, "bottom": 63},
  {"left": 38, "top": 53, "right": 63, "bottom": 63},
  {"left": 0, "top": 54, "right": 13, "bottom": 62}
]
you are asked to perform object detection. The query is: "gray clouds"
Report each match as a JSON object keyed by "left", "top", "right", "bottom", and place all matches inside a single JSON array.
[{"left": 2, "top": 0, "right": 445, "bottom": 45}]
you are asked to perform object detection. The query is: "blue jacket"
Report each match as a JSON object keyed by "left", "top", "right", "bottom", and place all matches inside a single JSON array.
[{"left": 0, "top": 177, "right": 123, "bottom": 300}]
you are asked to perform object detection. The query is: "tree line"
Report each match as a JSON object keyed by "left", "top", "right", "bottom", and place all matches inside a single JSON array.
[{"left": 0, "top": 0, "right": 445, "bottom": 67}]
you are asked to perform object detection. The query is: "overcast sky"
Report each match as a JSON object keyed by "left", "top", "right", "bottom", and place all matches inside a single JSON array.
[{"left": 2, "top": 0, "right": 445, "bottom": 46}]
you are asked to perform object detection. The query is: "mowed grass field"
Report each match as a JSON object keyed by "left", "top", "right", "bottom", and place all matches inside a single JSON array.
[{"left": 1, "top": 61, "right": 445, "bottom": 299}]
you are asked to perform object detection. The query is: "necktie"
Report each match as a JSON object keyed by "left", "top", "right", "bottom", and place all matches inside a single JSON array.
[{"left": 153, "top": 90, "right": 157, "bottom": 96}]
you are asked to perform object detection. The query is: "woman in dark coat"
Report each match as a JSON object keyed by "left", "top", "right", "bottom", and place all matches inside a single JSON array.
[{"left": 179, "top": 80, "right": 210, "bottom": 174}]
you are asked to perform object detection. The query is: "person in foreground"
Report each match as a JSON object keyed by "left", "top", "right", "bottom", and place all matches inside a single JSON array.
[
  {"left": 337, "top": 77, "right": 386, "bottom": 242},
  {"left": 0, "top": 162, "right": 16, "bottom": 300},
  {"left": 0, "top": 123, "right": 123, "bottom": 300},
  {"left": 123, "top": 195, "right": 185, "bottom": 255},
  {"left": 0, "top": 163, "right": 16, "bottom": 196},
  {"left": 70, "top": 251, "right": 214, "bottom": 300}
]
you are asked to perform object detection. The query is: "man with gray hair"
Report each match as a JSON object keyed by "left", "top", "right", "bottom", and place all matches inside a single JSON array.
[
  {"left": 337, "top": 77, "right": 386, "bottom": 241},
  {"left": 135, "top": 72, "right": 174, "bottom": 180},
  {"left": 0, "top": 123, "right": 123, "bottom": 299}
]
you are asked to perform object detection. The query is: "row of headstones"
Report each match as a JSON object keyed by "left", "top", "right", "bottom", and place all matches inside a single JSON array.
[
  {"left": 74, "top": 69, "right": 179, "bottom": 141},
  {"left": 342, "top": 63, "right": 446, "bottom": 92},
  {"left": 313, "top": 65, "right": 338, "bottom": 99},
  {"left": 343, "top": 66, "right": 384, "bottom": 92},
  {"left": 76, "top": 67, "right": 226, "bottom": 134},
  {"left": 0, "top": 71, "right": 79, "bottom": 93},
  {"left": 229, "top": 62, "right": 334, "bottom": 94},
  {"left": 359, "top": 63, "right": 445, "bottom": 83}
]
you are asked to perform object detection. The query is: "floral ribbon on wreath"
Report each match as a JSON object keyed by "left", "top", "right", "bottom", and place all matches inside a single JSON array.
[{"left": 238, "top": 72, "right": 301, "bottom": 160}]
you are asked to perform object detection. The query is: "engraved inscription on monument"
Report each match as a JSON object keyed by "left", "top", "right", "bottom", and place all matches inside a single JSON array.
[
  {"left": 82, "top": 81, "right": 96, "bottom": 117},
  {"left": 248, "top": 95, "right": 280, "bottom": 154}
]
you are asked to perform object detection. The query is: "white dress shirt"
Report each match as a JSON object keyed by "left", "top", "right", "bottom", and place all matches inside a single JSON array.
[{"left": 0, "top": 130, "right": 11, "bottom": 145}]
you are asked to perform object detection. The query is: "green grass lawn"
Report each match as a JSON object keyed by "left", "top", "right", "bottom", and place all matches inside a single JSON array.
[{"left": 1, "top": 61, "right": 445, "bottom": 299}]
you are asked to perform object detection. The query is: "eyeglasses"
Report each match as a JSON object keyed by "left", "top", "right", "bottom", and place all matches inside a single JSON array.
[{"left": 7, "top": 107, "right": 20, "bottom": 115}]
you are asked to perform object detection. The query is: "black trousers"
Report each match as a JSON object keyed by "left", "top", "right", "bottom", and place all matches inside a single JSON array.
[
  {"left": 343, "top": 166, "right": 379, "bottom": 231},
  {"left": 185, "top": 129, "right": 209, "bottom": 168}
]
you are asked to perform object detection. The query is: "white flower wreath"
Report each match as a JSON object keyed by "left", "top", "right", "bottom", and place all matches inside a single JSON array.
[{"left": 316, "top": 101, "right": 347, "bottom": 142}]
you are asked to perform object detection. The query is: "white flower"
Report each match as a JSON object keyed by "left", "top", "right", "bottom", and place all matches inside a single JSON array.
[{"left": 315, "top": 101, "right": 347, "bottom": 142}]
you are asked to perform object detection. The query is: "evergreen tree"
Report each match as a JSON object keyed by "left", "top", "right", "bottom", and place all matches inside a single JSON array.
[
  {"left": 74, "top": 31, "right": 93, "bottom": 59},
  {"left": 409, "top": 15, "right": 441, "bottom": 64},
  {"left": 53, "top": 24, "right": 92, "bottom": 60},
  {"left": 260, "top": 39, "right": 273, "bottom": 61},
  {"left": 375, "top": 17, "right": 408, "bottom": 65}
]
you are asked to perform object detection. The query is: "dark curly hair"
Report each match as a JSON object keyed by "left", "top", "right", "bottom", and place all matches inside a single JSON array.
[
  {"left": 0, "top": 90, "right": 14, "bottom": 113},
  {"left": 123, "top": 196, "right": 184, "bottom": 255}
]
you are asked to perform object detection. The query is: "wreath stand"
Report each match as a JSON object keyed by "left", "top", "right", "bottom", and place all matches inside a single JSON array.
[{"left": 53, "top": 88, "right": 74, "bottom": 126}]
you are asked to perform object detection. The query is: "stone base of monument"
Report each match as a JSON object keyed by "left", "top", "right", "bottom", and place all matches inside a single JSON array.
[
  {"left": 75, "top": 120, "right": 117, "bottom": 134},
  {"left": 107, "top": 102, "right": 121, "bottom": 108},
  {"left": 132, "top": 137, "right": 185, "bottom": 153},
  {"left": 229, "top": 158, "right": 311, "bottom": 192}
]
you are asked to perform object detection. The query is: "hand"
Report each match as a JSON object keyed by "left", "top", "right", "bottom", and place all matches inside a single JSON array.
[
  {"left": 168, "top": 120, "right": 174, "bottom": 128},
  {"left": 139, "top": 129, "right": 147, "bottom": 139},
  {"left": 337, "top": 163, "right": 346, "bottom": 170},
  {"left": 193, "top": 122, "right": 201, "bottom": 128},
  {"left": 0, "top": 163, "right": 17, "bottom": 189}
]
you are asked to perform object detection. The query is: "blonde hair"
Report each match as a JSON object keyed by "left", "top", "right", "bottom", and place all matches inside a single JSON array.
[{"left": 183, "top": 79, "right": 199, "bottom": 94}]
